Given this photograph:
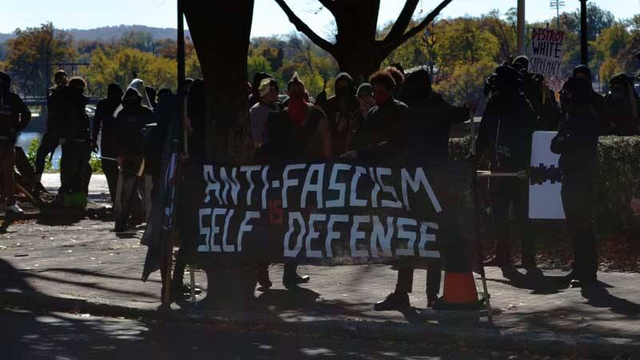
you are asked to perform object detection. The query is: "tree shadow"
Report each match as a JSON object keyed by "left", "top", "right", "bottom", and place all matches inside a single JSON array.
[{"left": 485, "top": 267, "right": 571, "bottom": 295}]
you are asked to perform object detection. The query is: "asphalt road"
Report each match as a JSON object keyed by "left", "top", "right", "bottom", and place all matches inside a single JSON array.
[{"left": 2, "top": 308, "right": 546, "bottom": 360}]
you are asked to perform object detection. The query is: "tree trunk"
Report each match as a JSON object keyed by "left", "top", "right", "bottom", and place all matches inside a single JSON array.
[
  {"left": 183, "top": 0, "right": 256, "bottom": 308},
  {"left": 184, "top": 0, "right": 254, "bottom": 162}
]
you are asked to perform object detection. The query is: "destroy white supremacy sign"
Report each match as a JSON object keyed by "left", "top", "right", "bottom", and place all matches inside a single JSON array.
[
  {"left": 529, "top": 28, "right": 565, "bottom": 78},
  {"left": 182, "top": 160, "right": 475, "bottom": 267}
]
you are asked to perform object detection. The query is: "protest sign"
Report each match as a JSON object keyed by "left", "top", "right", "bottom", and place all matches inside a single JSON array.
[
  {"left": 179, "top": 159, "right": 476, "bottom": 269},
  {"left": 529, "top": 28, "right": 565, "bottom": 78},
  {"left": 529, "top": 131, "right": 565, "bottom": 219}
]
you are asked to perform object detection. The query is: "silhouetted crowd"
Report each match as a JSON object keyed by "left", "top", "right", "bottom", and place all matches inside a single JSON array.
[{"left": 0, "top": 49, "right": 637, "bottom": 307}]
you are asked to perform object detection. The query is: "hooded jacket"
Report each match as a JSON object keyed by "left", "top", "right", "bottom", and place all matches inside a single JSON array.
[
  {"left": 603, "top": 73, "right": 639, "bottom": 136},
  {"left": 323, "top": 72, "right": 359, "bottom": 155},
  {"left": 93, "top": 84, "right": 123, "bottom": 156},
  {"left": 55, "top": 85, "right": 90, "bottom": 141},
  {"left": 0, "top": 72, "right": 31, "bottom": 143},
  {"left": 114, "top": 87, "right": 155, "bottom": 157},
  {"left": 477, "top": 65, "right": 536, "bottom": 171},
  {"left": 400, "top": 69, "right": 469, "bottom": 160},
  {"left": 551, "top": 77, "right": 599, "bottom": 178}
]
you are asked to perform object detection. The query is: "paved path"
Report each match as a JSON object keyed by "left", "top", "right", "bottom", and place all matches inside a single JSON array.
[{"left": 1, "top": 219, "right": 639, "bottom": 348}]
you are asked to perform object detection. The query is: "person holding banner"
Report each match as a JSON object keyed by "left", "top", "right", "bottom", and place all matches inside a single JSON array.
[
  {"left": 476, "top": 65, "right": 538, "bottom": 274},
  {"left": 551, "top": 77, "right": 600, "bottom": 291}
]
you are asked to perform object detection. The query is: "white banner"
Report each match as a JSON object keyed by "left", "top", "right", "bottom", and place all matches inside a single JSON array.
[{"left": 529, "top": 131, "right": 565, "bottom": 220}]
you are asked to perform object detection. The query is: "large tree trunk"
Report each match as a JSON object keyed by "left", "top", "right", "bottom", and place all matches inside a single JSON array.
[
  {"left": 184, "top": 1, "right": 254, "bottom": 162},
  {"left": 334, "top": 50, "right": 385, "bottom": 84},
  {"left": 183, "top": 0, "right": 256, "bottom": 308}
]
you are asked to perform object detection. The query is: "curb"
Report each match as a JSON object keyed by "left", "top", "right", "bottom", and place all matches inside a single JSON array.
[{"left": 2, "top": 290, "right": 639, "bottom": 359}]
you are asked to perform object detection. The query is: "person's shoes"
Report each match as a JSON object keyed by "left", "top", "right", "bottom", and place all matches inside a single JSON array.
[
  {"left": 580, "top": 280, "right": 606, "bottom": 299},
  {"left": 427, "top": 294, "right": 439, "bottom": 308},
  {"left": 501, "top": 264, "right": 520, "bottom": 279},
  {"left": 283, "top": 274, "right": 310, "bottom": 290},
  {"left": 7, "top": 204, "right": 24, "bottom": 214},
  {"left": 374, "top": 292, "right": 410, "bottom": 311},
  {"left": 484, "top": 256, "right": 511, "bottom": 267}
]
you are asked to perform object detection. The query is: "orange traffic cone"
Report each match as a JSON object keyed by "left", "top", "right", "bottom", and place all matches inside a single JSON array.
[{"left": 434, "top": 271, "right": 483, "bottom": 310}]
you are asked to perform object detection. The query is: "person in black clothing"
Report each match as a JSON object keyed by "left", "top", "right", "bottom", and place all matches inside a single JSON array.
[
  {"left": 348, "top": 83, "right": 374, "bottom": 151},
  {"left": 187, "top": 79, "right": 206, "bottom": 157},
  {"left": 92, "top": 83, "right": 123, "bottom": 203},
  {"left": 512, "top": 56, "right": 562, "bottom": 131},
  {"left": 322, "top": 72, "right": 359, "bottom": 156},
  {"left": 476, "top": 65, "right": 538, "bottom": 273},
  {"left": 551, "top": 77, "right": 600, "bottom": 291},
  {"left": 35, "top": 70, "right": 67, "bottom": 184},
  {"left": 602, "top": 73, "right": 639, "bottom": 136},
  {"left": 0, "top": 71, "right": 31, "bottom": 214},
  {"left": 571, "top": 65, "right": 606, "bottom": 127},
  {"left": 145, "top": 86, "right": 157, "bottom": 110},
  {"left": 59, "top": 77, "right": 92, "bottom": 198},
  {"left": 113, "top": 86, "right": 155, "bottom": 231}
]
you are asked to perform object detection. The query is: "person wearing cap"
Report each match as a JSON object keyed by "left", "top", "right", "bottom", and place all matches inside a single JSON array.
[
  {"left": 348, "top": 83, "right": 374, "bottom": 151},
  {"left": 323, "top": 72, "right": 359, "bottom": 156},
  {"left": 249, "top": 72, "right": 276, "bottom": 109},
  {"left": 0, "top": 71, "right": 31, "bottom": 214},
  {"left": 476, "top": 65, "right": 538, "bottom": 274},
  {"left": 551, "top": 77, "right": 601, "bottom": 292},
  {"left": 250, "top": 77, "right": 280, "bottom": 150},
  {"left": 34, "top": 70, "right": 68, "bottom": 185},
  {"left": 603, "top": 73, "right": 640, "bottom": 136},
  {"left": 512, "top": 56, "right": 562, "bottom": 132}
]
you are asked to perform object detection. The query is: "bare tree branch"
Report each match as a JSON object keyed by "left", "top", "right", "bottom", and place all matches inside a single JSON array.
[
  {"left": 273, "top": 0, "right": 336, "bottom": 54},
  {"left": 383, "top": 0, "right": 419, "bottom": 44},
  {"left": 318, "top": 0, "right": 338, "bottom": 17},
  {"left": 381, "top": 0, "right": 453, "bottom": 55}
]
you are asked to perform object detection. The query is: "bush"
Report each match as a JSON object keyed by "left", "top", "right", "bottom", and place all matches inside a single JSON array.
[
  {"left": 448, "top": 135, "right": 640, "bottom": 235},
  {"left": 26, "top": 138, "right": 54, "bottom": 172}
]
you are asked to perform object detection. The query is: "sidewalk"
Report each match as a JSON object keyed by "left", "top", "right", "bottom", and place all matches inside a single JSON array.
[{"left": 1, "top": 218, "right": 639, "bottom": 358}]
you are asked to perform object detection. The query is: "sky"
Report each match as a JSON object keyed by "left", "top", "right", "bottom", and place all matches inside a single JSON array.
[{"left": 0, "top": 0, "right": 636, "bottom": 37}]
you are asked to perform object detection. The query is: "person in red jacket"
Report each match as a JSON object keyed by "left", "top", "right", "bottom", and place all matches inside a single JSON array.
[{"left": 0, "top": 71, "right": 31, "bottom": 214}]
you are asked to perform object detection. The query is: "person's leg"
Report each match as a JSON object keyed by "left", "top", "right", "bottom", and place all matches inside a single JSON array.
[
  {"left": 514, "top": 180, "right": 536, "bottom": 269},
  {"left": 35, "top": 132, "right": 58, "bottom": 178},
  {"left": 282, "top": 260, "right": 310, "bottom": 289},
  {"left": 563, "top": 179, "right": 598, "bottom": 285},
  {"left": 102, "top": 158, "right": 119, "bottom": 204},
  {"left": 486, "top": 178, "right": 512, "bottom": 266},
  {"left": 374, "top": 267, "right": 412, "bottom": 311},
  {"left": 426, "top": 259, "right": 442, "bottom": 307}
]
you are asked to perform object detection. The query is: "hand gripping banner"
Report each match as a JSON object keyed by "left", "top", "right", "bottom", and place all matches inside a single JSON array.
[{"left": 179, "top": 159, "right": 477, "bottom": 270}]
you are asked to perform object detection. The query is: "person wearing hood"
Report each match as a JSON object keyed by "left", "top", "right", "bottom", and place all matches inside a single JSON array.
[
  {"left": 0, "top": 71, "right": 31, "bottom": 214},
  {"left": 512, "top": 56, "right": 562, "bottom": 131},
  {"left": 92, "top": 83, "right": 124, "bottom": 204},
  {"left": 603, "top": 73, "right": 640, "bottom": 136},
  {"left": 323, "top": 72, "right": 359, "bottom": 156},
  {"left": 35, "top": 70, "right": 67, "bottom": 185},
  {"left": 551, "top": 77, "right": 601, "bottom": 292},
  {"left": 476, "top": 65, "right": 539, "bottom": 274},
  {"left": 348, "top": 83, "right": 375, "bottom": 151},
  {"left": 58, "top": 77, "right": 92, "bottom": 199},
  {"left": 113, "top": 85, "right": 155, "bottom": 231},
  {"left": 569, "top": 65, "right": 606, "bottom": 128}
]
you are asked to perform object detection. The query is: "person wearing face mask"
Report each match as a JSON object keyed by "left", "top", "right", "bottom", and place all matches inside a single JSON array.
[
  {"left": 58, "top": 77, "right": 92, "bottom": 201},
  {"left": 476, "top": 65, "right": 538, "bottom": 274},
  {"left": 323, "top": 72, "right": 359, "bottom": 156},
  {"left": 551, "top": 77, "right": 601, "bottom": 293},
  {"left": 570, "top": 65, "right": 605, "bottom": 123},
  {"left": 511, "top": 56, "right": 562, "bottom": 132},
  {"left": 603, "top": 73, "right": 639, "bottom": 136},
  {"left": 0, "top": 71, "right": 31, "bottom": 214},
  {"left": 259, "top": 73, "right": 331, "bottom": 289},
  {"left": 92, "top": 83, "right": 124, "bottom": 204},
  {"left": 113, "top": 85, "right": 155, "bottom": 231},
  {"left": 35, "top": 70, "right": 67, "bottom": 185}
]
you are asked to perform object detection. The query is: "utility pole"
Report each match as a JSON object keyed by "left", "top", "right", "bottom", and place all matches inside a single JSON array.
[
  {"left": 550, "top": 0, "right": 565, "bottom": 29},
  {"left": 517, "top": 0, "right": 526, "bottom": 55},
  {"left": 580, "top": 0, "right": 588, "bottom": 65}
]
